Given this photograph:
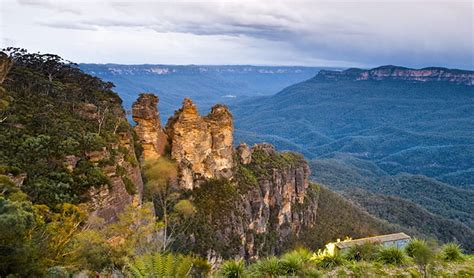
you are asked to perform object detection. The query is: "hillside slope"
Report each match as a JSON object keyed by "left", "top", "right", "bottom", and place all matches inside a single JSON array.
[
  {"left": 231, "top": 66, "right": 474, "bottom": 188},
  {"left": 0, "top": 50, "right": 143, "bottom": 221}
]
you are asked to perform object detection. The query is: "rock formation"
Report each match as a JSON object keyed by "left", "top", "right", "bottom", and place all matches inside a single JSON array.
[
  {"left": 84, "top": 108, "right": 144, "bottom": 222},
  {"left": 132, "top": 93, "right": 168, "bottom": 160},
  {"left": 316, "top": 65, "right": 474, "bottom": 85},
  {"left": 132, "top": 94, "right": 316, "bottom": 257},
  {"left": 88, "top": 132, "right": 143, "bottom": 222},
  {"left": 236, "top": 144, "right": 317, "bottom": 258},
  {"left": 165, "top": 98, "right": 234, "bottom": 189}
]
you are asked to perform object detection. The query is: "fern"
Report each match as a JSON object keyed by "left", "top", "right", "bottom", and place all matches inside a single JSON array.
[{"left": 126, "top": 252, "right": 194, "bottom": 277}]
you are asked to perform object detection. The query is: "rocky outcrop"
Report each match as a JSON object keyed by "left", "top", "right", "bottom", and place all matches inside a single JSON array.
[
  {"left": 82, "top": 106, "right": 144, "bottom": 222},
  {"left": 186, "top": 141, "right": 318, "bottom": 260},
  {"left": 132, "top": 93, "right": 168, "bottom": 160},
  {"left": 236, "top": 144, "right": 318, "bottom": 259},
  {"left": 0, "top": 53, "right": 12, "bottom": 84},
  {"left": 316, "top": 65, "right": 474, "bottom": 85},
  {"left": 165, "top": 98, "right": 233, "bottom": 189}
]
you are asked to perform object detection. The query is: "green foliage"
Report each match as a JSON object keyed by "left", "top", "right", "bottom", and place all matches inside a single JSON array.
[
  {"left": 189, "top": 257, "right": 211, "bottom": 277},
  {"left": 0, "top": 195, "right": 87, "bottom": 276},
  {"left": 298, "top": 185, "right": 397, "bottom": 251},
  {"left": 248, "top": 256, "right": 285, "bottom": 277},
  {"left": 218, "top": 259, "right": 246, "bottom": 278},
  {"left": 122, "top": 176, "right": 136, "bottom": 195},
  {"left": 312, "top": 253, "right": 345, "bottom": 269},
  {"left": 185, "top": 179, "right": 241, "bottom": 257},
  {"left": 247, "top": 149, "right": 304, "bottom": 178},
  {"left": 234, "top": 164, "right": 258, "bottom": 192},
  {"left": 310, "top": 156, "right": 474, "bottom": 252},
  {"left": 405, "top": 239, "right": 434, "bottom": 276},
  {"left": 0, "top": 49, "right": 136, "bottom": 207},
  {"left": 279, "top": 248, "right": 314, "bottom": 276},
  {"left": 376, "top": 246, "right": 407, "bottom": 265},
  {"left": 344, "top": 242, "right": 381, "bottom": 261},
  {"left": 441, "top": 243, "right": 463, "bottom": 261},
  {"left": 126, "top": 253, "right": 194, "bottom": 278},
  {"left": 143, "top": 157, "right": 177, "bottom": 199}
]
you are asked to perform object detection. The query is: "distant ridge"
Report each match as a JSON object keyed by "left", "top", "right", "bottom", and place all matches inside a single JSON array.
[{"left": 314, "top": 65, "right": 474, "bottom": 85}]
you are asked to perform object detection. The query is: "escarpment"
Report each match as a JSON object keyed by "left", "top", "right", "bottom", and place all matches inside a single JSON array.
[{"left": 316, "top": 65, "right": 474, "bottom": 85}]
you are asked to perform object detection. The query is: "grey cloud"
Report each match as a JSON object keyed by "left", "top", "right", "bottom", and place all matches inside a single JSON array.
[
  {"left": 6, "top": 0, "right": 474, "bottom": 69},
  {"left": 17, "top": 0, "right": 82, "bottom": 14}
]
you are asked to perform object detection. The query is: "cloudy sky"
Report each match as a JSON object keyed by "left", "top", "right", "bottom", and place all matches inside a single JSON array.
[{"left": 1, "top": 0, "right": 473, "bottom": 69}]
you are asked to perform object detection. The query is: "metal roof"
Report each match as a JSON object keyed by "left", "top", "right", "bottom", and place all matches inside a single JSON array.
[{"left": 335, "top": 233, "right": 411, "bottom": 249}]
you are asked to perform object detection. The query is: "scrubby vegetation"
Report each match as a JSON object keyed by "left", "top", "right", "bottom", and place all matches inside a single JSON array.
[
  {"left": 0, "top": 48, "right": 136, "bottom": 207},
  {"left": 121, "top": 242, "right": 473, "bottom": 277}
]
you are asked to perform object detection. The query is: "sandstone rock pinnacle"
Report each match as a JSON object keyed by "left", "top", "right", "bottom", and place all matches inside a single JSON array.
[
  {"left": 132, "top": 93, "right": 168, "bottom": 160},
  {"left": 166, "top": 99, "right": 234, "bottom": 189}
]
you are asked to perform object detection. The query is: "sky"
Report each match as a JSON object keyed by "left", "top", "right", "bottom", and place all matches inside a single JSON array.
[{"left": 1, "top": 0, "right": 473, "bottom": 69}]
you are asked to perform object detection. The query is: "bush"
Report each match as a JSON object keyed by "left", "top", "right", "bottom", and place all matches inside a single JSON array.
[
  {"left": 280, "top": 248, "right": 311, "bottom": 275},
  {"left": 441, "top": 243, "right": 463, "bottom": 261},
  {"left": 218, "top": 259, "right": 246, "bottom": 278},
  {"left": 189, "top": 257, "right": 211, "bottom": 277},
  {"left": 249, "top": 256, "right": 285, "bottom": 277},
  {"left": 405, "top": 239, "right": 434, "bottom": 276},
  {"left": 344, "top": 242, "right": 380, "bottom": 261},
  {"left": 376, "top": 246, "right": 407, "bottom": 265}
]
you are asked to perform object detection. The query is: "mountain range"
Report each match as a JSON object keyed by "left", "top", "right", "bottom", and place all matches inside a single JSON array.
[{"left": 80, "top": 64, "right": 329, "bottom": 120}]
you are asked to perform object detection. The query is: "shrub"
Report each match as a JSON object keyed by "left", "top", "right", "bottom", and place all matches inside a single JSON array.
[
  {"left": 301, "top": 268, "right": 323, "bottom": 278},
  {"left": 376, "top": 246, "right": 407, "bottom": 265},
  {"left": 344, "top": 242, "right": 380, "bottom": 261},
  {"left": 189, "top": 257, "right": 211, "bottom": 277},
  {"left": 346, "top": 261, "right": 379, "bottom": 277},
  {"left": 249, "top": 256, "right": 285, "bottom": 277},
  {"left": 218, "top": 259, "right": 246, "bottom": 278},
  {"left": 279, "top": 247, "right": 314, "bottom": 275},
  {"left": 441, "top": 243, "right": 463, "bottom": 261},
  {"left": 405, "top": 239, "right": 434, "bottom": 277}
]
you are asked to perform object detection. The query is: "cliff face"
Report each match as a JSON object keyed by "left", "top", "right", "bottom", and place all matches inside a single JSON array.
[
  {"left": 86, "top": 127, "right": 144, "bottom": 222},
  {"left": 235, "top": 144, "right": 318, "bottom": 259},
  {"left": 316, "top": 65, "right": 474, "bottom": 85},
  {"left": 132, "top": 94, "right": 168, "bottom": 160},
  {"left": 81, "top": 104, "right": 144, "bottom": 222}
]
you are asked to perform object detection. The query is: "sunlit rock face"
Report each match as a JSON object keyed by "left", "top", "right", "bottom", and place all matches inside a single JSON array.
[
  {"left": 132, "top": 93, "right": 168, "bottom": 160},
  {"left": 165, "top": 98, "right": 234, "bottom": 189}
]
